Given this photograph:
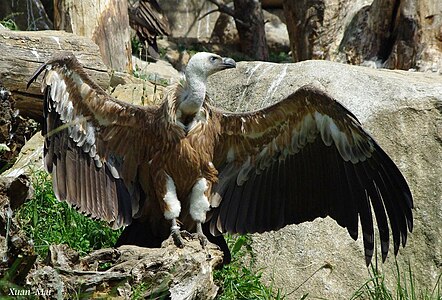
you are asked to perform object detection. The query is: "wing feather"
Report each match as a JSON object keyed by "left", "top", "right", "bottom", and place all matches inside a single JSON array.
[
  {"left": 28, "top": 52, "right": 156, "bottom": 228},
  {"left": 209, "top": 84, "right": 413, "bottom": 265}
]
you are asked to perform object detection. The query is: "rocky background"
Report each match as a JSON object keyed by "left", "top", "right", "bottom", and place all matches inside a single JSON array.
[{"left": 0, "top": 0, "right": 441, "bottom": 299}]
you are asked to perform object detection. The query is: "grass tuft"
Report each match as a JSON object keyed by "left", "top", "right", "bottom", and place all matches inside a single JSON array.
[
  {"left": 17, "top": 170, "right": 121, "bottom": 257},
  {"left": 214, "top": 234, "right": 285, "bottom": 300},
  {"left": 351, "top": 259, "right": 442, "bottom": 300},
  {"left": 0, "top": 14, "right": 20, "bottom": 30}
]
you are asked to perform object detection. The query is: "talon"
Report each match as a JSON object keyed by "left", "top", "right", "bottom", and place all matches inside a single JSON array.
[
  {"left": 195, "top": 223, "right": 208, "bottom": 248},
  {"left": 172, "top": 227, "right": 185, "bottom": 248},
  {"left": 179, "top": 230, "right": 193, "bottom": 239},
  {"left": 197, "top": 233, "right": 208, "bottom": 248}
]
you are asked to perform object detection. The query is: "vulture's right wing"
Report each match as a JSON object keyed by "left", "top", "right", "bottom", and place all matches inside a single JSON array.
[
  {"left": 209, "top": 84, "right": 413, "bottom": 265},
  {"left": 28, "top": 52, "right": 156, "bottom": 228}
]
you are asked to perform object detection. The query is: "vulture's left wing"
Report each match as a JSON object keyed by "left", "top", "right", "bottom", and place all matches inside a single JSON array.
[
  {"left": 28, "top": 53, "right": 156, "bottom": 228},
  {"left": 209, "top": 84, "right": 413, "bottom": 265}
]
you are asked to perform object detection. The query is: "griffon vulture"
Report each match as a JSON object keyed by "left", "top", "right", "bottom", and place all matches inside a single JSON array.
[
  {"left": 128, "top": 0, "right": 170, "bottom": 57},
  {"left": 27, "top": 52, "right": 413, "bottom": 266}
]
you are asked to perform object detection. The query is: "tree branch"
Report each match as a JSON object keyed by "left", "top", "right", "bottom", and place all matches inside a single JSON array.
[
  {"left": 207, "top": 0, "right": 235, "bottom": 17},
  {"left": 205, "top": 0, "right": 247, "bottom": 26}
]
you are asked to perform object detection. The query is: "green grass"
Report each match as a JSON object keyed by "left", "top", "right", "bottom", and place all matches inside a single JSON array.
[
  {"left": 0, "top": 14, "right": 20, "bottom": 30},
  {"left": 268, "top": 51, "right": 292, "bottom": 63},
  {"left": 214, "top": 235, "right": 285, "bottom": 300},
  {"left": 352, "top": 260, "right": 442, "bottom": 300},
  {"left": 16, "top": 170, "right": 121, "bottom": 257}
]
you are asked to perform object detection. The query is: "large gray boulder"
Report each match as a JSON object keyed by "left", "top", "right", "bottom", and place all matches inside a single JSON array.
[{"left": 208, "top": 60, "right": 442, "bottom": 299}]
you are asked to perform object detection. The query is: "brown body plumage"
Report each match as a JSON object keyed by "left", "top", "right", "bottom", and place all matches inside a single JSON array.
[{"left": 28, "top": 52, "right": 413, "bottom": 266}]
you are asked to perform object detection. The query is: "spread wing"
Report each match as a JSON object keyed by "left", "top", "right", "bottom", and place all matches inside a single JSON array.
[
  {"left": 209, "top": 84, "right": 413, "bottom": 265},
  {"left": 27, "top": 52, "right": 155, "bottom": 228}
]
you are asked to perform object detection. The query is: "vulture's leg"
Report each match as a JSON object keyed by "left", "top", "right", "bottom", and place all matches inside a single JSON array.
[
  {"left": 170, "top": 219, "right": 185, "bottom": 248},
  {"left": 162, "top": 174, "right": 184, "bottom": 247},
  {"left": 189, "top": 178, "right": 211, "bottom": 247}
]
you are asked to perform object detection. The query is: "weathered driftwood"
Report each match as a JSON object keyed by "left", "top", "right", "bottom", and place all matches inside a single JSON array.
[
  {"left": 25, "top": 238, "right": 222, "bottom": 300},
  {"left": 54, "top": 0, "right": 133, "bottom": 73},
  {"left": 0, "top": 29, "right": 110, "bottom": 122}
]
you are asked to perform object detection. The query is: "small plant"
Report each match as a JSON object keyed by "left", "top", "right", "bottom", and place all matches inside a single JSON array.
[
  {"left": 214, "top": 234, "right": 285, "bottom": 300},
  {"left": 268, "top": 51, "right": 292, "bottom": 63},
  {"left": 351, "top": 259, "right": 442, "bottom": 300},
  {"left": 0, "top": 14, "right": 20, "bottom": 30},
  {"left": 17, "top": 170, "right": 121, "bottom": 257},
  {"left": 131, "top": 36, "right": 143, "bottom": 56}
]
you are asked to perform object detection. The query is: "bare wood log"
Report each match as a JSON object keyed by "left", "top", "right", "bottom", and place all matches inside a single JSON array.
[
  {"left": 0, "top": 29, "right": 110, "bottom": 122},
  {"left": 25, "top": 238, "right": 223, "bottom": 299},
  {"left": 54, "top": 0, "right": 133, "bottom": 73}
]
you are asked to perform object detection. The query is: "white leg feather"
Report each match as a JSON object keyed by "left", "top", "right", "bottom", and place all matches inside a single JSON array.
[
  {"left": 189, "top": 178, "right": 210, "bottom": 223},
  {"left": 163, "top": 175, "right": 181, "bottom": 220}
]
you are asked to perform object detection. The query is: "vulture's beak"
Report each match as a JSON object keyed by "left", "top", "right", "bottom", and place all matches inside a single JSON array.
[{"left": 221, "top": 57, "right": 236, "bottom": 69}]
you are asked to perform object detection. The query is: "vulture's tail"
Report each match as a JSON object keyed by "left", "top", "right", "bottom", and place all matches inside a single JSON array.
[
  {"left": 115, "top": 218, "right": 168, "bottom": 248},
  {"left": 203, "top": 222, "right": 231, "bottom": 265}
]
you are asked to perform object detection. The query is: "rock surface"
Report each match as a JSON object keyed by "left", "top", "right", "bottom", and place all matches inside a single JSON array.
[
  {"left": 208, "top": 60, "right": 442, "bottom": 299},
  {"left": 132, "top": 55, "right": 181, "bottom": 82},
  {"left": 110, "top": 56, "right": 180, "bottom": 107},
  {"left": 111, "top": 83, "right": 164, "bottom": 107},
  {"left": 2, "top": 132, "right": 44, "bottom": 179}
]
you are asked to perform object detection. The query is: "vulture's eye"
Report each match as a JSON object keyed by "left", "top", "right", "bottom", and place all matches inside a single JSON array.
[{"left": 209, "top": 56, "right": 218, "bottom": 63}]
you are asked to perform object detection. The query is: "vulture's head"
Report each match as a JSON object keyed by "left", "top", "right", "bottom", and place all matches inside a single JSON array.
[{"left": 185, "top": 52, "right": 236, "bottom": 83}]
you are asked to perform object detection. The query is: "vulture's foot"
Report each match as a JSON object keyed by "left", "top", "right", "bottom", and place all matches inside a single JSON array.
[
  {"left": 194, "top": 223, "right": 208, "bottom": 248},
  {"left": 193, "top": 232, "right": 208, "bottom": 248},
  {"left": 170, "top": 222, "right": 208, "bottom": 248},
  {"left": 171, "top": 227, "right": 185, "bottom": 248},
  {"left": 170, "top": 219, "right": 186, "bottom": 248}
]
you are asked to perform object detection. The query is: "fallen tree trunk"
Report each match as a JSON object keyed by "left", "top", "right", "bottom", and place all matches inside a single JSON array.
[
  {"left": 0, "top": 29, "right": 110, "bottom": 122},
  {"left": 28, "top": 239, "right": 223, "bottom": 299},
  {"left": 54, "top": 0, "right": 133, "bottom": 73}
]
